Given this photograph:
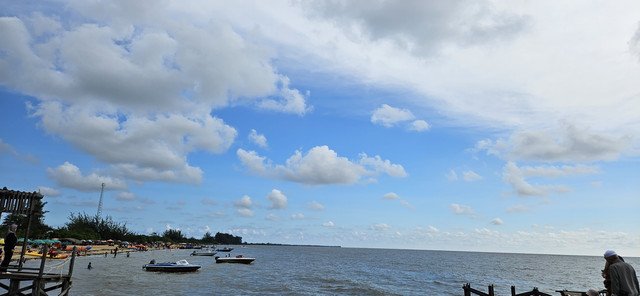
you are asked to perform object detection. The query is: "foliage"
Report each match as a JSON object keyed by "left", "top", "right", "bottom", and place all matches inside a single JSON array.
[
  {"left": 162, "top": 229, "right": 186, "bottom": 242},
  {"left": 214, "top": 232, "right": 242, "bottom": 245},
  {"left": 202, "top": 231, "right": 215, "bottom": 243},
  {"left": 50, "top": 212, "right": 133, "bottom": 241},
  {"left": 0, "top": 199, "right": 52, "bottom": 238}
]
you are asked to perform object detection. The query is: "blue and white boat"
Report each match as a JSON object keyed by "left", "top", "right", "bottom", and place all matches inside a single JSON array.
[{"left": 142, "top": 259, "right": 201, "bottom": 272}]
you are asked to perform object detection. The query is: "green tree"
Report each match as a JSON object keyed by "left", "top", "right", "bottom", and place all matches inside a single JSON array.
[
  {"left": 202, "top": 231, "right": 215, "bottom": 244},
  {"left": 162, "top": 229, "right": 185, "bottom": 242},
  {"left": 0, "top": 199, "right": 52, "bottom": 239}
]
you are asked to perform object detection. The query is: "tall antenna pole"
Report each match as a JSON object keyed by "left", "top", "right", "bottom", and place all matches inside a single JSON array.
[{"left": 97, "top": 183, "right": 105, "bottom": 218}]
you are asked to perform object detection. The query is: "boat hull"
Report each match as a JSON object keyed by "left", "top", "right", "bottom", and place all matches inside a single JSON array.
[
  {"left": 143, "top": 261, "right": 201, "bottom": 272},
  {"left": 215, "top": 257, "right": 255, "bottom": 264},
  {"left": 143, "top": 265, "right": 201, "bottom": 272}
]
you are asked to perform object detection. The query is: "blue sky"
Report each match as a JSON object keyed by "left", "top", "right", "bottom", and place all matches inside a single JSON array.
[{"left": 1, "top": 0, "right": 639, "bottom": 256}]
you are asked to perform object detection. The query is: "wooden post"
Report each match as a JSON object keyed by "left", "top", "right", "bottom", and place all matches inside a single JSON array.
[
  {"left": 489, "top": 284, "right": 494, "bottom": 296},
  {"left": 511, "top": 286, "right": 516, "bottom": 296}
]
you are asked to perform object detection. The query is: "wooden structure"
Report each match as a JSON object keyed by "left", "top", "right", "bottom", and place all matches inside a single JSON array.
[
  {"left": 0, "top": 187, "right": 76, "bottom": 296},
  {"left": 463, "top": 283, "right": 554, "bottom": 296}
]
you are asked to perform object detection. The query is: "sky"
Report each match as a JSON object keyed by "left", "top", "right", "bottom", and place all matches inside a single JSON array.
[{"left": 1, "top": 0, "right": 639, "bottom": 256}]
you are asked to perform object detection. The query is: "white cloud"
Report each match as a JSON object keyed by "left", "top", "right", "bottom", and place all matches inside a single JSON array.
[
  {"left": 237, "top": 146, "right": 406, "bottom": 185},
  {"left": 463, "top": 170, "right": 483, "bottom": 182},
  {"left": 234, "top": 195, "right": 253, "bottom": 208},
  {"left": 322, "top": 221, "right": 335, "bottom": 227},
  {"left": 46, "top": 162, "right": 127, "bottom": 192},
  {"left": 381, "top": 192, "right": 400, "bottom": 200},
  {"left": 37, "top": 186, "right": 61, "bottom": 197},
  {"left": 399, "top": 200, "right": 414, "bottom": 210},
  {"left": 370, "top": 223, "right": 392, "bottom": 231},
  {"left": 490, "top": 218, "right": 504, "bottom": 225},
  {"left": 408, "top": 120, "right": 430, "bottom": 132},
  {"left": 237, "top": 208, "right": 254, "bottom": 217},
  {"left": 477, "top": 124, "right": 633, "bottom": 163},
  {"left": 451, "top": 204, "right": 475, "bottom": 215},
  {"left": 307, "top": 200, "right": 325, "bottom": 211},
  {"left": 371, "top": 104, "right": 415, "bottom": 127},
  {"left": 502, "top": 161, "right": 598, "bottom": 197},
  {"left": 248, "top": 129, "right": 268, "bottom": 148},
  {"left": 266, "top": 189, "right": 287, "bottom": 210},
  {"left": 291, "top": 213, "right": 304, "bottom": 220}
]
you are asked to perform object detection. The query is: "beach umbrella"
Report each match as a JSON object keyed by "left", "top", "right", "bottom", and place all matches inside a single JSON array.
[{"left": 32, "top": 239, "right": 47, "bottom": 244}]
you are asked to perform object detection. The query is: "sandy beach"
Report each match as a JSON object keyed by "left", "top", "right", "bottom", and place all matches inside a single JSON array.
[{"left": 9, "top": 244, "right": 155, "bottom": 260}]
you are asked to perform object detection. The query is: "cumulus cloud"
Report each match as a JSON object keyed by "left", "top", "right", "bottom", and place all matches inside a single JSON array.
[
  {"left": 322, "top": 221, "right": 335, "bottom": 227},
  {"left": 248, "top": 129, "right": 268, "bottom": 148},
  {"left": 291, "top": 213, "right": 304, "bottom": 220},
  {"left": 234, "top": 195, "right": 253, "bottom": 208},
  {"left": 371, "top": 104, "right": 415, "bottom": 127},
  {"left": 370, "top": 105, "right": 431, "bottom": 132},
  {"left": 46, "top": 162, "right": 127, "bottom": 192},
  {"left": 237, "top": 146, "right": 406, "bottom": 185},
  {"left": 408, "top": 120, "right": 430, "bottom": 132},
  {"left": 0, "top": 4, "right": 312, "bottom": 188},
  {"left": 490, "top": 218, "right": 504, "bottom": 225},
  {"left": 502, "top": 161, "right": 599, "bottom": 197},
  {"left": 451, "top": 203, "right": 475, "bottom": 215},
  {"left": 266, "top": 189, "right": 287, "bottom": 209}
]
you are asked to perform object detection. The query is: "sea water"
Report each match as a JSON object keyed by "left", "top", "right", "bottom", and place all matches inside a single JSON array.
[{"left": 12, "top": 246, "right": 640, "bottom": 295}]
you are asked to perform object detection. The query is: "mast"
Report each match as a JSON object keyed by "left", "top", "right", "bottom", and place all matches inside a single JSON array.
[{"left": 96, "top": 183, "right": 105, "bottom": 218}]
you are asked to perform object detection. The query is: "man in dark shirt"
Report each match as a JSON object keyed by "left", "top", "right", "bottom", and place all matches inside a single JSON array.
[{"left": 0, "top": 224, "right": 18, "bottom": 273}]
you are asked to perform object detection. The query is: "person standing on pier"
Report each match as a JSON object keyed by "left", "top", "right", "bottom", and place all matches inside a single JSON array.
[
  {"left": 604, "top": 250, "right": 640, "bottom": 296},
  {"left": 0, "top": 224, "right": 18, "bottom": 273}
]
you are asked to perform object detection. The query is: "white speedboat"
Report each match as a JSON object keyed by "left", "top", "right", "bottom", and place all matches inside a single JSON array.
[
  {"left": 190, "top": 249, "right": 217, "bottom": 256},
  {"left": 142, "top": 259, "right": 201, "bottom": 272},
  {"left": 215, "top": 255, "right": 255, "bottom": 264}
]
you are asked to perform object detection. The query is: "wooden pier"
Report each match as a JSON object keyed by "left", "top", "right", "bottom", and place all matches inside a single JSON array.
[
  {"left": 463, "top": 283, "right": 605, "bottom": 296},
  {"left": 0, "top": 187, "right": 77, "bottom": 296}
]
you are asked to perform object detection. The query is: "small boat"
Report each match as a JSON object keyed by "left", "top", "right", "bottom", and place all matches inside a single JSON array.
[
  {"left": 216, "top": 247, "right": 234, "bottom": 252},
  {"left": 142, "top": 259, "right": 201, "bottom": 272},
  {"left": 25, "top": 250, "right": 69, "bottom": 259},
  {"left": 215, "top": 255, "right": 255, "bottom": 264},
  {"left": 190, "top": 249, "right": 217, "bottom": 256}
]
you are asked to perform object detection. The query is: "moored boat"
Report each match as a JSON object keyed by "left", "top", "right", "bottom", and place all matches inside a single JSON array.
[
  {"left": 216, "top": 247, "right": 234, "bottom": 252},
  {"left": 190, "top": 249, "right": 217, "bottom": 256},
  {"left": 215, "top": 255, "right": 255, "bottom": 264},
  {"left": 142, "top": 259, "right": 201, "bottom": 272}
]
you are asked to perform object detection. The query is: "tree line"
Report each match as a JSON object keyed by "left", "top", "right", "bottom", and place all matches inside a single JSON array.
[{"left": 0, "top": 200, "right": 243, "bottom": 245}]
